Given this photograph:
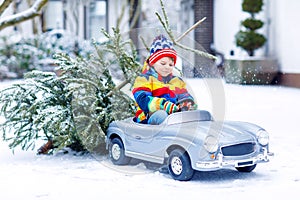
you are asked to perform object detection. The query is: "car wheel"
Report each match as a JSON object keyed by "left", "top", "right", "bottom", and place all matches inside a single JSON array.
[
  {"left": 168, "top": 149, "right": 194, "bottom": 181},
  {"left": 109, "top": 137, "right": 131, "bottom": 165},
  {"left": 236, "top": 164, "right": 257, "bottom": 172}
]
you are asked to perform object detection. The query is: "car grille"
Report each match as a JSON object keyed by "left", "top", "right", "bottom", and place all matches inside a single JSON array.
[{"left": 221, "top": 142, "right": 255, "bottom": 156}]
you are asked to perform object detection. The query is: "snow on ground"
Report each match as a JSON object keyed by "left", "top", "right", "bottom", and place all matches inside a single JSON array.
[{"left": 1, "top": 78, "right": 300, "bottom": 200}]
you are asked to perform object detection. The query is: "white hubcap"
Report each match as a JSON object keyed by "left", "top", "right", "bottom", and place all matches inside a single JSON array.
[
  {"left": 171, "top": 156, "right": 183, "bottom": 175},
  {"left": 111, "top": 143, "right": 121, "bottom": 160}
]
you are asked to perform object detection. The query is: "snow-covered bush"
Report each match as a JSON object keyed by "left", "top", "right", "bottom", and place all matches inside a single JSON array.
[{"left": 0, "top": 31, "right": 94, "bottom": 79}]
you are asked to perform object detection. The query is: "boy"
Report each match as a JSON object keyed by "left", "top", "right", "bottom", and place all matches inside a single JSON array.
[{"left": 132, "top": 35, "right": 196, "bottom": 124}]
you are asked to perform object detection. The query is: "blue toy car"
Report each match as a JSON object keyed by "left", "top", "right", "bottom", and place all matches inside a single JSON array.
[{"left": 106, "top": 110, "right": 273, "bottom": 181}]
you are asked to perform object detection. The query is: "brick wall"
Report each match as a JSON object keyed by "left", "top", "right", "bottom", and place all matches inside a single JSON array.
[
  {"left": 194, "top": 0, "right": 213, "bottom": 54},
  {"left": 194, "top": 0, "right": 216, "bottom": 77}
]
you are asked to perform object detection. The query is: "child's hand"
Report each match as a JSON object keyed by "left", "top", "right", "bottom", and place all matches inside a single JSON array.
[
  {"left": 163, "top": 101, "right": 180, "bottom": 114},
  {"left": 178, "top": 101, "right": 197, "bottom": 111}
]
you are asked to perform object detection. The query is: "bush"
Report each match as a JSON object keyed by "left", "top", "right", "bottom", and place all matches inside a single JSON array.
[
  {"left": 0, "top": 31, "right": 94, "bottom": 79},
  {"left": 242, "top": 18, "right": 264, "bottom": 30},
  {"left": 235, "top": 0, "right": 266, "bottom": 56}
]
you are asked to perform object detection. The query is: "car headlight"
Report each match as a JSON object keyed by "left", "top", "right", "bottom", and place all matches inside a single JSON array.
[
  {"left": 204, "top": 135, "right": 219, "bottom": 153},
  {"left": 257, "top": 129, "right": 269, "bottom": 146}
]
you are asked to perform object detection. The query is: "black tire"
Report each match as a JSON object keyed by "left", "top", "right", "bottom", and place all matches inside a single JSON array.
[
  {"left": 168, "top": 149, "right": 194, "bottom": 181},
  {"left": 109, "top": 137, "right": 131, "bottom": 165},
  {"left": 236, "top": 164, "right": 257, "bottom": 172}
]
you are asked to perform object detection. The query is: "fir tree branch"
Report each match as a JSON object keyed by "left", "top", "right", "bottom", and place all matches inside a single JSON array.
[
  {"left": 176, "top": 17, "right": 207, "bottom": 42},
  {"left": 129, "top": 0, "right": 141, "bottom": 29},
  {"left": 156, "top": 0, "right": 217, "bottom": 61},
  {"left": 116, "top": 3, "right": 126, "bottom": 29},
  {"left": 175, "top": 42, "right": 218, "bottom": 60},
  {"left": 159, "top": 0, "right": 170, "bottom": 32},
  {"left": 139, "top": 36, "right": 150, "bottom": 52}
]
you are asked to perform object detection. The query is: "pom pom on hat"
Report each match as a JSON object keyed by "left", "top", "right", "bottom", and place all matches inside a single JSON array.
[{"left": 147, "top": 35, "right": 177, "bottom": 66}]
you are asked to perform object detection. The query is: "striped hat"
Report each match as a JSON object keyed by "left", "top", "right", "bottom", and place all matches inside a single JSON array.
[{"left": 147, "top": 35, "right": 177, "bottom": 66}]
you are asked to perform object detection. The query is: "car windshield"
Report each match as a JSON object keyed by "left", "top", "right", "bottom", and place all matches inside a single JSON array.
[{"left": 164, "top": 110, "right": 212, "bottom": 125}]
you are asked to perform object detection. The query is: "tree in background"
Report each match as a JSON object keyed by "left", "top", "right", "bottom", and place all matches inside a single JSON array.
[
  {"left": 235, "top": 0, "right": 266, "bottom": 56},
  {"left": 0, "top": 0, "right": 48, "bottom": 31}
]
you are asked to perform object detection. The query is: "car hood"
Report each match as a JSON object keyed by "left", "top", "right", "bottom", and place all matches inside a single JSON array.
[{"left": 197, "top": 120, "right": 261, "bottom": 144}]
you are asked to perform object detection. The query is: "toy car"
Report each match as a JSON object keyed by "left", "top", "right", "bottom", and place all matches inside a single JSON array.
[{"left": 106, "top": 110, "right": 273, "bottom": 181}]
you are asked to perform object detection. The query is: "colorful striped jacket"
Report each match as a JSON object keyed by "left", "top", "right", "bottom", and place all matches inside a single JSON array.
[{"left": 132, "top": 63, "right": 194, "bottom": 123}]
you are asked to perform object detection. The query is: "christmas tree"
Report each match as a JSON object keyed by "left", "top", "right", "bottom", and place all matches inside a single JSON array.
[
  {"left": 0, "top": 27, "right": 140, "bottom": 154},
  {"left": 0, "top": 71, "right": 76, "bottom": 152}
]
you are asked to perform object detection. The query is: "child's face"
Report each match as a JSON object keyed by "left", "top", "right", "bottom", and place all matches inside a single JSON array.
[{"left": 153, "top": 57, "right": 174, "bottom": 77}]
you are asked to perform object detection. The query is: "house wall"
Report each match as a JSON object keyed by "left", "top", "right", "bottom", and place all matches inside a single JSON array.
[
  {"left": 272, "top": 0, "right": 300, "bottom": 74},
  {"left": 273, "top": 0, "right": 300, "bottom": 87},
  {"left": 214, "top": 0, "right": 300, "bottom": 76}
]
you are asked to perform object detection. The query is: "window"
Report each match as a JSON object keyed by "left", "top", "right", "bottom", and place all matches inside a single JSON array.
[
  {"left": 85, "top": 0, "right": 108, "bottom": 40},
  {"left": 43, "top": 0, "right": 64, "bottom": 31}
]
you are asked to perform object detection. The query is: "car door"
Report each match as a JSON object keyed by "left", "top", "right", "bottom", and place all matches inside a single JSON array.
[{"left": 124, "top": 122, "right": 167, "bottom": 157}]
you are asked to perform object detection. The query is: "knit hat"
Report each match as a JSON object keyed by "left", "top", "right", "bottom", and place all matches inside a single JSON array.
[{"left": 147, "top": 35, "right": 177, "bottom": 66}]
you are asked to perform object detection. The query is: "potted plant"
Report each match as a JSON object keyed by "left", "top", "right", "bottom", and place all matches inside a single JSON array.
[{"left": 224, "top": 0, "right": 278, "bottom": 84}]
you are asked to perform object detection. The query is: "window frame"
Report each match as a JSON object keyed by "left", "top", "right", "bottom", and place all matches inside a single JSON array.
[{"left": 84, "top": 0, "right": 108, "bottom": 40}]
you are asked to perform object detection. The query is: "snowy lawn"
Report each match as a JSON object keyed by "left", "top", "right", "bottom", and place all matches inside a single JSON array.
[{"left": 1, "top": 78, "right": 300, "bottom": 200}]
